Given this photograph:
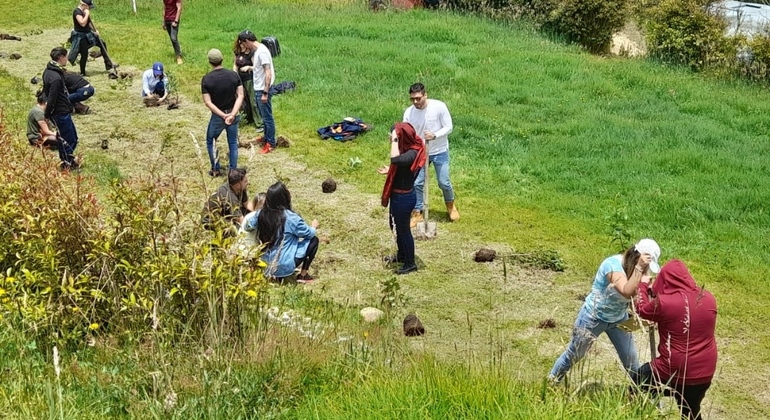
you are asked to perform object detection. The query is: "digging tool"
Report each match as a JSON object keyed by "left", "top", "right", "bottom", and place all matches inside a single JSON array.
[
  {"left": 416, "top": 142, "right": 437, "bottom": 239},
  {"left": 649, "top": 323, "right": 657, "bottom": 359},
  {"left": 88, "top": 21, "right": 119, "bottom": 79}
]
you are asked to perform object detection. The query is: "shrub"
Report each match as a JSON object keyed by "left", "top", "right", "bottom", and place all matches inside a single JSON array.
[
  {"left": 0, "top": 117, "right": 266, "bottom": 349},
  {"left": 640, "top": 0, "right": 733, "bottom": 71},
  {"left": 544, "top": 0, "right": 629, "bottom": 53}
]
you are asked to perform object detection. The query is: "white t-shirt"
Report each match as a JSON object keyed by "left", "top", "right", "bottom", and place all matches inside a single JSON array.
[
  {"left": 251, "top": 43, "right": 275, "bottom": 92},
  {"left": 403, "top": 99, "right": 453, "bottom": 156}
]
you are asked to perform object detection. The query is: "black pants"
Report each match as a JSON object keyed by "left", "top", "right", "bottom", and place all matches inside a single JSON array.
[
  {"left": 293, "top": 236, "right": 319, "bottom": 272},
  {"left": 78, "top": 34, "right": 112, "bottom": 74},
  {"left": 631, "top": 362, "right": 711, "bottom": 420}
]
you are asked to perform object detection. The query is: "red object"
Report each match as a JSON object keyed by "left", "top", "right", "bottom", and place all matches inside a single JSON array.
[
  {"left": 163, "top": 0, "right": 180, "bottom": 21},
  {"left": 381, "top": 122, "right": 426, "bottom": 207},
  {"left": 636, "top": 260, "right": 718, "bottom": 385},
  {"left": 259, "top": 143, "right": 274, "bottom": 154}
]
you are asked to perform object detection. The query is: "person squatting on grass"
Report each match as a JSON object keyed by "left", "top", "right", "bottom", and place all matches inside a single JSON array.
[
  {"left": 232, "top": 33, "right": 263, "bottom": 131},
  {"left": 200, "top": 167, "right": 252, "bottom": 238},
  {"left": 244, "top": 182, "right": 319, "bottom": 283},
  {"left": 64, "top": 72, "right": 94, "bottom": 115},
  {"left": 549, "top": 239, "right": 662, "bottom": 382},
  {"left": 201, "top": 48, "right": 244, "bottom": 177},
  {"left": 43, "top": 47, "right": 79, "bottom": 170},
  {"left": 26, "top": 91, "right": 60, "bottom": 150},
  {"left": 142, "top": 62, "right": 168, "bottom": 101},
  {"left": 403, "top": 82, "right": 459, "bottom": 227},
  {"left": 237, "top": 30, "right": 276, "bottom": 154},
  {"left": 379, "top": 123, "right": 427, "bottom": 275},
  {"left": 631, "top": 260, "right": 717, "bottom": 420},
  {"left": 68, "top": 0, "right": 113, "bottom": 76},
  {"left": 162, "top": 0, "right": 184, "bottom": 65}
]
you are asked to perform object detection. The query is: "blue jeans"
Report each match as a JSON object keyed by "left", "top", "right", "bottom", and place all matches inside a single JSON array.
[
  {"left": 142, "top": 81, "right": 166, "bottom": 97},
  {"left": 255, "top": 91, "right": 275, "bottom": 147},
  {"left": 68, "top": 85, "right": 94, "bottom": 103},
  {"left": 414, "top": 151, "right": 454, "bottom": 211},
  {"left": 163, "top": 21, "right": 182, "bottom": 57},
  {"left": 549, "top": 305, "right": 639, "bottom": 381},
  {"left": 51, "top": 113, "right": 78, "bottom": 166},
  {"left": 206, "top": 113, "right": 241, "bottom": 171},
  {"left": 389, "top": 190, "right": 417, "bottom": 266}
]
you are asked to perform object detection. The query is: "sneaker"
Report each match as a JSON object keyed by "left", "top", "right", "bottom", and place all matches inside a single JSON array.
[
  {"left": 395, "top": 264, "right": 417, "bottom": 275},
  {"left": 259, "top": 143, "right": 274, "bottom": 154},
  {"left": 296, "top": 273, "right": 315, "bottom": 284},
  {"left": 176, "top": 56, "right": 184, "bottom": 65},
  {"left": 208, "top": 169, "right": 223, "bottom": 177}
]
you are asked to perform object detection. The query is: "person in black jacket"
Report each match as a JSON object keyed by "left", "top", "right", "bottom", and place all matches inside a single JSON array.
[
  {"left": 43, "top": 47, "right": 79, "bottom": 170},
  {"left": 64, "top": 72, "right": 94, "bottom": 114}
]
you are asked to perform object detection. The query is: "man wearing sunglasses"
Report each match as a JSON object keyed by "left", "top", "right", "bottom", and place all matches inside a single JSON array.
[{"left": 403, "top": 83, "right": 459, "bottom": 226}]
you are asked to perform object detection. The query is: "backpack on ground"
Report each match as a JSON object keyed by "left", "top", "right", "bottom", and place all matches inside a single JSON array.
[
  {"left": 317, "top": 117, "right": 372, "bottom": 142},
  {"left": 262, "top": 36, "right": 281, "bottom": 57}
]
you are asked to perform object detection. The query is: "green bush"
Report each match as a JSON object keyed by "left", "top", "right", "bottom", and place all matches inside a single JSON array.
[
  {"left": 641, "top": 0, "right": 733, "bottom": 71},
  {"left": 0, "top": 120, "right": 266, "bottom": 349},
  {"left": 545, "top": 0, "right": 629, "bottom": 53}
]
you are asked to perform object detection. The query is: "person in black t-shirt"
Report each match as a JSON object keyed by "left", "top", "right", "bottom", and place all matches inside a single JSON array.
[
  {"left": 232, "top": 35, "right": 263, "bottom": 130},
  {"left": 201, "top": 48, "right": 244, "bottom": 177},
  {"left": 69, "top": 0, "right": 113, "bottom": 75},
  {"left": 64, "top": 72, "right": 94, "bottom": 114}
]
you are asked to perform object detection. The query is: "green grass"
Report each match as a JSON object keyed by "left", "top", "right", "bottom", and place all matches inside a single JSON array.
[{"left": 2, "top": 0, "right": 770, "bottom": 417}]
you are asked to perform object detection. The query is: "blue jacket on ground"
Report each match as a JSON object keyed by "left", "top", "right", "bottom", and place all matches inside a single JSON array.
[{"left": 244, "top": 209, "right": 316, "bottom": 277}]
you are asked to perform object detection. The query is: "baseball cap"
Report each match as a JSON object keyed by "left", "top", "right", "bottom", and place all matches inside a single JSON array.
[
  {"left": 152, "top": 62, "right": 164, "bottom": 76},
  {"left": 238, "top": 30, "right": 257, "bottom": 42},
  {"left": 635, "top": 239, "right": 661, "bottom": 274},
  {"left": 207, "top": 48, "right": 223, "bottom": 63},
  {"left": 82, "top": 0, "right": 95, "bottom": 7}
]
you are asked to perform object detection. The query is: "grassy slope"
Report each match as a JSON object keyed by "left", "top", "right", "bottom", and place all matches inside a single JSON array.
[{"left": 1, "top": 0, "right": 769, "bottom": 417}]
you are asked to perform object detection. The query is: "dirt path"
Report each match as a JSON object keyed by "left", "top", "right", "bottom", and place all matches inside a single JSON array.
[{"left": 1, "top": 30, "right": 736, "bottom": 418}]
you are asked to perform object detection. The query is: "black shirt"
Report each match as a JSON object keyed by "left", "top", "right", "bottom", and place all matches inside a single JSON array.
[
  {"left": 64, "top": 73, "right": 89, "bottom": 91},
  {"left": 73, "top": 8, "right": 91, "bottom": 33},
  {"left": 234, "top": 50, "right": 255, "bottom": 83},
  {"left": 390, "top": 149, "right": 418, "bottom": 191},
  {"left": 201, "top": 68, "right": 243, "bottom": 113}
]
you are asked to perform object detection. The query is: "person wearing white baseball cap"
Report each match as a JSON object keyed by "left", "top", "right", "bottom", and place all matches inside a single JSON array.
[{"left": 549, "top": 238, "right": 661, "bottom": 383}]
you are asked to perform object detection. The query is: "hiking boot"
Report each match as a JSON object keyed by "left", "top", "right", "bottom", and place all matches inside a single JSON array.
[
  {"left": 73, "top": 102, "right": 90, "bottom": 115},
  {"left": 446, "top": 201, "right": 460, "bottom": 222},
  {"left": 410, "top": 210, "right": 423, "bottom": 228},
  {"left": 176, "top": 55, "right": 184, "bottom": 65},
  {"left": 259, "top": 143, "right": 274, "bottom": 154},
  {"left": 395, "top": 264, "right": 417, "bottom": 275},
  {"left": 208, "top": 169, "right": 223, "bottom": 177}
]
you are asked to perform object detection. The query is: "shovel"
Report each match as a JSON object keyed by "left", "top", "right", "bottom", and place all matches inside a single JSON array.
[{"left": 416, "top": 153, "right": 437, "bottom": 240}]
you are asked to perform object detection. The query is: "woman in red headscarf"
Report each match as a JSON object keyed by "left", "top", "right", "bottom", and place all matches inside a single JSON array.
[
  {"left": 633, "top": 259, "right": 718, "bottom": 420},
  {"left": 378, "top": 123, "right": 426, "bottom": 275}
]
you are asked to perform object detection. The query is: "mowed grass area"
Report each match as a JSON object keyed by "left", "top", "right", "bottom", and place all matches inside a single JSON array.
[{"left": 1, "top": 0, "right": 770, "bottom": 417}]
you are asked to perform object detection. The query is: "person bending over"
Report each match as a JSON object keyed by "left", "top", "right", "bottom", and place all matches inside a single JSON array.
[
  {"left": 244, "top": 182, "right": 319, "bottom": 283},
  {"left": 64, "top": 72, "right": 94, "bottom": 115},
  {"left": 549, "top": 239, "right": 662, "bottom": 383},
  {"left": 26, "top": 92, "right": 60, "bottom": 149},
  {"left": 378, "top": 122, "right": 426, "bottom": 275},
  {"left": 142, "top": 62, "right": 168, "bottom": 102},
  {"left": 632, "top": 260, "right": 717, "bottom": 420}
]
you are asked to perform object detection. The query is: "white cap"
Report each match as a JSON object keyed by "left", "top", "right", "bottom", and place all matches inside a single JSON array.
[{"left": 635, "top": 239, "right": 661, "bottom": 273}]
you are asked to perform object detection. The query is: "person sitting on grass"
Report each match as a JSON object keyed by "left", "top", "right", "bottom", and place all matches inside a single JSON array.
[
  {"left": 142, "top": 62, "right": 168, "bottom": 103},
  {"left": 631, "top": 259, "right": 717, "bottom": 420},
  {"left": 244, "top": 182, "right": 319, "bottom": 283},
  {"left": 548, "top": 239, "right": 662, "bottom": 384},
  {"left": 26, "top": 92, "right": 60, "bottom": 150},
  {"left": 201, "top": 167, "right": 251, "bottom": 238}
]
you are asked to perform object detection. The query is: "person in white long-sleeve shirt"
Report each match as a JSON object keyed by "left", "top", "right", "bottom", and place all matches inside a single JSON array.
[
  {"left": 141, "top": 61, "right": 168, "bottom": 102},
  {"left": 403, "top": 82, "right": 459, "bottom": 226}
]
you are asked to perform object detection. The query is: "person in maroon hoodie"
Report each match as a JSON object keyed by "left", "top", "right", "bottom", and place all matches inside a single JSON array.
[{"left": 633, "top": 259, "right": 718, "bottom": 420}]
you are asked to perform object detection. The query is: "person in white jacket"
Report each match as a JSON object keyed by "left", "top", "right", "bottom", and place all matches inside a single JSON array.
[{"left": 403, "top": 82, "right": 459, "bottom": 226}]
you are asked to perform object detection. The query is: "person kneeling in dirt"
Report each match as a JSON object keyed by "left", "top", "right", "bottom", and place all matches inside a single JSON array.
[
  {"left": 201, "top": 167, "right": 252, "bottom": 238},
  {"left": 142, "top": 62, "right": 168, "bottom": 105},
  {"left": 243, "top": 182, "right": 319, "bottom": 283},
  {"left": 26, "top": 91, "right": 60, "bottom": 150},
  {"left": 631, "top": 260, "right": 717, "bottom": 420},
  {"left": 64, "top": 72, "right": 94, "bottom": 114}
]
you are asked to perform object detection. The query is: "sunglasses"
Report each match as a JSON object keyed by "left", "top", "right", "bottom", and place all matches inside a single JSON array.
[{"left": 409, "top": 95, "right": 424, "bottom": 102}]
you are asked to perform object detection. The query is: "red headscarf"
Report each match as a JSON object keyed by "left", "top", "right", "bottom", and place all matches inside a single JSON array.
[{"left": 381, "top": 122, "right": 426, "bottom": 207}]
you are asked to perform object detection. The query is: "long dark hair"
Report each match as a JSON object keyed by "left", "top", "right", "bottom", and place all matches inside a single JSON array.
[
  {"left": 257, "top": 182, "right": 292, "bottom": 246},
  {"left": 621, "top": 246, "right": 641, "bottom": 278}
]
